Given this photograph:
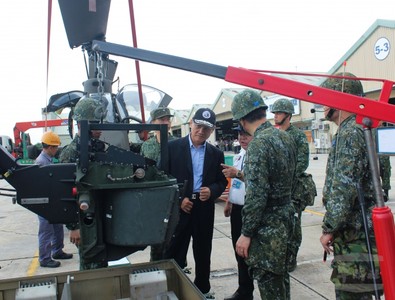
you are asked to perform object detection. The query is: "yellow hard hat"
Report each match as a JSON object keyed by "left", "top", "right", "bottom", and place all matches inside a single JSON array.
[{"left": 41, "top": 131, "right": 61, "bottom": 146}]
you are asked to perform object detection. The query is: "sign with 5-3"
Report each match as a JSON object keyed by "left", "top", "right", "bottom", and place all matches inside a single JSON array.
[{"left": 374, "top": 37, "right": 390, "bottom": 60}]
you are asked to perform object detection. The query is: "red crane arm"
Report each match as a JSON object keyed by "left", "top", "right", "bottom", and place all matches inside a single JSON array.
[
  {"left": 225, "top": 67, "right": 395, "bottom": 128},
  {"left": 13, "top": 119, "right": 68, "bottom": 148}
]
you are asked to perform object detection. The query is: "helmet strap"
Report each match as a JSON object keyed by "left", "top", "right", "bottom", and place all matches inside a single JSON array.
[
  {"left": 278, "top": 113, "right": 290, "bottom": 126},
  {"left": 326, "top": 108, "right": 337, "bottom": 120}
]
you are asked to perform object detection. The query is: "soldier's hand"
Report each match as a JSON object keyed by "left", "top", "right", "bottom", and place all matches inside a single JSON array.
[
  {"left": 320, "top": 233, "right": 334, "bottom": 254},
  {"left": 236, "top": 234, "right": 251, "bottom": 258},
  {"left": 70, "top": 229, "right": 81, "bottom": 247},
  {"left": 199, "top": 187, "right": 211, "bottom": 201},
  {"left": 181, "top": 197, "right": 193, "bottom": 214}
]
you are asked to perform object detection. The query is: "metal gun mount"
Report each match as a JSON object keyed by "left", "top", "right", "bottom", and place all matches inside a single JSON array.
[{"left": 0, "top": 122, "right": 179, "bottom": 263}]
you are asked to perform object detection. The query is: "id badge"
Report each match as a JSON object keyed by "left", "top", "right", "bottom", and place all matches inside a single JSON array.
[{"left": 232, "top": 178, "right": 242, "bottom": 189}]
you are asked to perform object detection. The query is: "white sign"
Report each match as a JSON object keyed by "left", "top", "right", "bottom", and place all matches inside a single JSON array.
[{"left": 376, "top": 127, "right": 395, "bottom": 154}]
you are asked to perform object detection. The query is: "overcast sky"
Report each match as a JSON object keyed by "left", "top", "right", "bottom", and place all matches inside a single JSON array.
[{"left": 0, "top": 0, "right": 394, "bottom": 141}]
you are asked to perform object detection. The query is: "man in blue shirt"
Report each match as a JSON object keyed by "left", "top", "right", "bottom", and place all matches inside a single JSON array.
[
  {"left": 164, "top": 108, "right": 227, "bottom": 299},
  {"left": 35, "top": 131, "right": 73, "bottom": 268}
]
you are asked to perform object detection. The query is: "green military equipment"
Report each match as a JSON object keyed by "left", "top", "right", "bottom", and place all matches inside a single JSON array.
[
  {"left": 271, "top": 98, "right": 295, "bottom": 114},
  {"left": 231, "top": 89, "right": 268, "bottom": 120}
]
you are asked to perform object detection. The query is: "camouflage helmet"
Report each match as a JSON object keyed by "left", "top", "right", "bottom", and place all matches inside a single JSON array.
[
  {"left": 231, "top": 89, "right": 268, "bottom": 120},
  {"left": 271, "top": 98, "right": 295, "bottom": 114},
  {"left": 321, "top": 72, "right": 364, "bottom": 96},
  {"left": 73, "top": 97, "right": 107, "bottom": 122}
]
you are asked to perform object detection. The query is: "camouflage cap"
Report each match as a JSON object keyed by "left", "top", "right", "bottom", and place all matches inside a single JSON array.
[
  {"left": 73, "top": 97, "right": 107, "bottom": 122},
  {"left": 231, "top": 89, "right": 268, "bottom": 120},
  {"left": 271, "top": 98, "right": 295, "bottom": 114},
  {"left": 321, "top": 72, "right": 364, "bottom": 96},
  {"left": 150, "top": 107, "right": 173, "bottom": 120}
]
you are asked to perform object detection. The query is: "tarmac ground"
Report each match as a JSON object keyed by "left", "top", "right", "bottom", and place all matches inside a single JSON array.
[{"left": 1, "top": 154, "right": 394, "bottom": 299}]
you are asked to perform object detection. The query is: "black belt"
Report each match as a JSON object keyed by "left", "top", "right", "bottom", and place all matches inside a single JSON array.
[
  {"left": 232, "top": 203, "right": 243, "bottom": 209},
  {"left": 191, "top": 192, "right": 200, "bottom": 200},
  {"left": 266, "top": 197, "right": 290, "bottom": 207}
]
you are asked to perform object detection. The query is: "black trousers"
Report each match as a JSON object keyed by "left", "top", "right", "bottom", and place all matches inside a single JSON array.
[
  {"left": 165, "top": 195, "right": 215, "bottom": 294},
  {"left": 230, "top": 204, "right": 254, "bottom": 296}
]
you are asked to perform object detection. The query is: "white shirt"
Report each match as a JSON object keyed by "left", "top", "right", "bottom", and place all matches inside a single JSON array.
[{"left": 228, "top": 148, "right": 246, "bottom": 205}]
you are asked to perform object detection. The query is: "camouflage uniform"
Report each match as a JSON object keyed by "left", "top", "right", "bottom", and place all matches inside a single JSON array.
[
  {"left": 140, "top": 107, "right": 175, "bottom": 261},
  {"left": 140, "top": 134, "right": 176, "bottom": 163},
  {"left": 271, "top": 98, "right": 311, "bottom": 272},
  {"left": 59, "top": 135, "right": 78, "bottom": 163},
  {"left": 232, "top": 89, "right": 296, "bottom": 300},
  {"left": 284, "top": 124, "right": 309, "bottom": 272},
  {"left": 242, "top": 121, "right": 296, "bottom": 300},
  {"left": 59, "top": 98, "right": 108, "bottom": 270},
  {"left": 140, "top": 133, "right": 176, "bottom": 261},
  {"left": 322, "top": 115, "right": 382, "bottom": 298},
  {"left": 379, "top": 155, "right": 391, "bottom": 198}
]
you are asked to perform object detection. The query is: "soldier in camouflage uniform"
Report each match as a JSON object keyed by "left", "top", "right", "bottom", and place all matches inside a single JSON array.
[
  {"left": 140, "top": 107, "right": 175, "bottom": 164},
  {"left": 140, "top": 106, "right": 176, "bottom": 261},
  {"left": 232, "top": 89, "right": 296, "bottom": 300},
  {"left": 378, "top": 123, "right": 392, "bottom": 200},
  {"left": 59, "top": 97, "right": 108, "bottom": 270},
  {"left": 379, "top": 154, "right": 391, "bottom": 199},
  {"left": 271, "top": 98, "right": 310, "bottom": 272},
  {"left": 319, "top": 73, "right": 382, "bottom": 299}
]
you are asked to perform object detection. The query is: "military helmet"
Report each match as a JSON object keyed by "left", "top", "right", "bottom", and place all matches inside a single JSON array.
[
  {"left": 41, "top": 131, "right": 61, "bottom": 146},
  {"left": 321, "top": 72, "right": 364, "bottom": 96},
  {"left": 73, "top": 97, "right": 107, "bottom": 122},
  {"left": 271, "top": 98, "right": 295, "bottom": 114},
  {"left": 231, "top": 89, "right": 268, "bottom": 120},
  {"left": 150, "top": 107, "right": 173, "bottom": 120}
]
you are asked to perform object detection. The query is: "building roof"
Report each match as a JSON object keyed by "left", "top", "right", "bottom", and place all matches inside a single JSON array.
[{"left": 327, "top": 19, "right": 395, "bottom": 75}]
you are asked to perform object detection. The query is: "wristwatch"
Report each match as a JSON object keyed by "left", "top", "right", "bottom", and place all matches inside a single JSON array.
[{"left": 236, "top": 170, "right": 242, "bottom": 178}]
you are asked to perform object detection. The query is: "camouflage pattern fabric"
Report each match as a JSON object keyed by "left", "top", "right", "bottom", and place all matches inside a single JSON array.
[
  {"left": 59, "top": 135, "right": 79, "bottom": 163},
  {"left": 253, "top": 268, "right": 287, "bottom": 300},
  {"left": 73, "top": 97, "right": 106, "bottom": 121},
  {"left": 321, "top": 73, "right": 364, "bottom": 96},
  {"left": 241, "top": 121, "right": 296, "bottom": 299},
  {"left": 379, "top": 155, "right": 391, "bottom": 191},
  {"left": 140, "top": 136, "right": 161, "bottom": 162},
  {"left": 140, "top": 134, "right": 176, "bottom": 165},
  {"left": 271, "top": 98, "right": 295, "bottom": 114},
  {"left": 231, "top": 89, "right": 268, "bottom": 120},
  {"left": 150, "top": 107, "right": 173, "bottom": 120},
  {"left": 140, "top": 133, "right": 176, "bottom": 261},
  {"left": 287, "top": 125, "right": 309, "bottom": 177},
  {"left": 59, "top": 134, "right": 108, "bottom": 270},
  {"left": 285, "top": 124, "right": 311, "bottom": 272},
  {"left": 322, "top": 115, "right": 382, "bottom": 295}
]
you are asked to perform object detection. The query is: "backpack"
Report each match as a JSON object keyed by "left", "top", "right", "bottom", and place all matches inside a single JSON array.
[{"left": 293, "top": 172, "right": 317, "bottom": 210}]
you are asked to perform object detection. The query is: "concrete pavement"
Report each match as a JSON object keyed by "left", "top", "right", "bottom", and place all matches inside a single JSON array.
[{"left": 1, "top": 154, "right": 394, "bottom": 299}]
